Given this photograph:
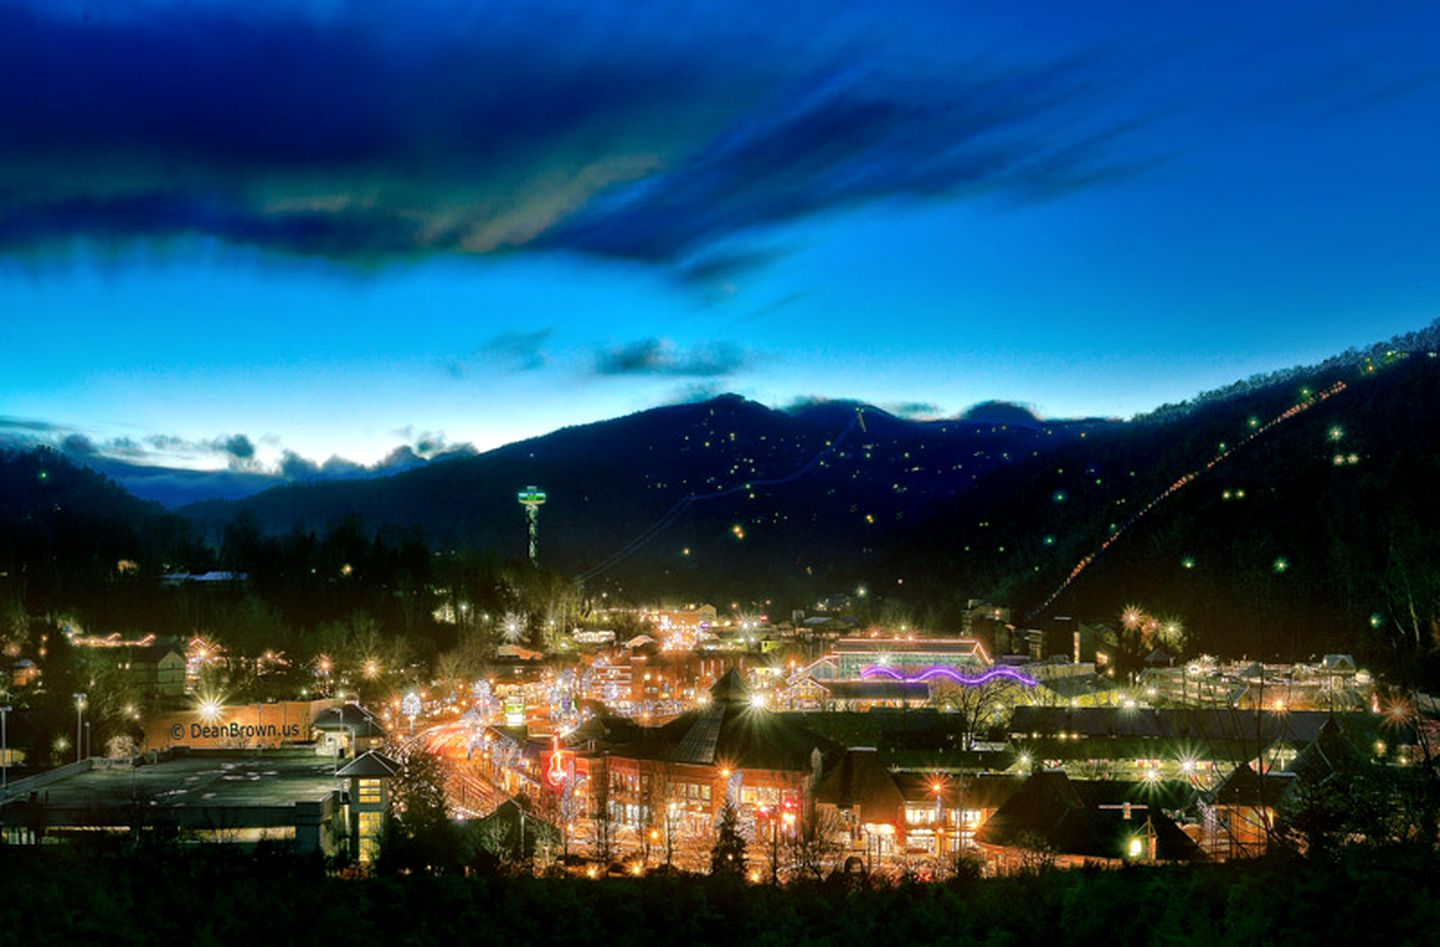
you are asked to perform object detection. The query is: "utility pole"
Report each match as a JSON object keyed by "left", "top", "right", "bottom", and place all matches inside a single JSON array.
[
  {"left": 1, "top": 705, "right": 11, "bottom": 797},
  {"left": 74, "top": 693, "right": 87, "bottom": 764}
]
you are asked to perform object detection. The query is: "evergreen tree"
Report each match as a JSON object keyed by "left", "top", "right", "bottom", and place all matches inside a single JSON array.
[{"left": 710, "top": 799, "right": 746, "bottom": 876}]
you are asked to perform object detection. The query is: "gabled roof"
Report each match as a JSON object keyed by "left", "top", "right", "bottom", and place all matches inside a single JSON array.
[
  {"left": 978, "top": 771, "right": 1204, "bottom": 862},
  {"left": 613, "top": 677, "right": 834, "bottom": 772},
  {"left": 313, "top": 703, "right": 386, "bottom": 737},
  {"left": 336, "top": 749, "right": 402, "bottom": 778},
  {"left": 814, "top": 749, "right": 904, "bottom": 822},
  {"left": 1287, "top": 715, "right": 1366, "bottom": 782},
  {"left": 710, "top": 668, "right": 750, "bottom": 703},
  {"left": 1208, "top": 763, "right": 1296, "bottom": 806}
]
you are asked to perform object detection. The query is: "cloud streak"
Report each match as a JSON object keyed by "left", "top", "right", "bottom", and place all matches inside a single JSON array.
[
  {"left": 0, "top": 2, "right": 1136, "bottom": 271},
  {"left": 595, "top": 339, "right": 748, "bottom": 377}
]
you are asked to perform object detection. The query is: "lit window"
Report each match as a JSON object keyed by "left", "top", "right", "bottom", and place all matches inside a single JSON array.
[
  {"left": 358, "top": 810, "right": 382, "bottom": 838},
  {"left": 358, "top": 779, "right": 382, "bottom": 804}
]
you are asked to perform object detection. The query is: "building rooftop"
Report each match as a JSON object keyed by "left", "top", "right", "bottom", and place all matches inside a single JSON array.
[
  {"left": 817, "top": 681, "right": 930, "bottom": 701},
  {"left": 977, "top": 771, "right": 1204, "bottom": 862},
  {"left": 833, "top": 638, "right": 985, "bottom": 655},
  {"left": 2, "top": 750, "right": 341, "bottom": 813},
  {"left": 335, "top": 749, "right": 402, "bottom": 778},
  {"left": 614, "top": 671, "right": 834, "bottom": 771},
  {"left": 311, "top": 703, "right": 386, "bottom": 738}
]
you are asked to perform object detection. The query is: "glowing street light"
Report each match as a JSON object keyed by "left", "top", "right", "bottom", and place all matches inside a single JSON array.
[
  {"left": 403, "top": 691, "right": 422, "bottom": 735},
  {"left": 0, "top": 704, "right": 11, "bottom": 797},
  {"left": 73, "top": 692, "right": 87, "bottom": 763},
  {"left": 198, "top": 697, "right": 224, "bottom": 723}
]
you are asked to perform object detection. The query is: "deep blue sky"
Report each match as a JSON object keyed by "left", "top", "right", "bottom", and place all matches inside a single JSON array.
[{"left": 2, "top": 1, "right": 1437, "bottom": 472}]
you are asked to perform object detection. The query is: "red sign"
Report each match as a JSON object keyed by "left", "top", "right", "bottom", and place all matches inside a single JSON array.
[{"left": 544, "top": 733, "right": 570, "bottom": 789}]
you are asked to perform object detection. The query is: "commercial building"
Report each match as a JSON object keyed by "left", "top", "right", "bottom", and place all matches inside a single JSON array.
[{"left": 0, "top": 750, "right": 349, "bottom": 853}]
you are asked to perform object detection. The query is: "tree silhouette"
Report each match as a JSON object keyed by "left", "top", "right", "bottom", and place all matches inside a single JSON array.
[{"left": 709, "top": 799, "right": 746, "bottom": 876}]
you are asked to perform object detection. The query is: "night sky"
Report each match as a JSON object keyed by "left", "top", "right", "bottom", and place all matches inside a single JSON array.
[{"left": 2, "top": 1, "right": 1437, "bottom": 473}]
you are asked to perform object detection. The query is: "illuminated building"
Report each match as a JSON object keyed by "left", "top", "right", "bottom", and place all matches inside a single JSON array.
[
  {"left": 590, "top": 670, "right": 832, "bottom": 836},
  {"left": 337, "top": 749, "right": 402, "bottom": 862},
  {"left": 814, "top": 748, "right": 1026, "bottom": 862},
  {"left": 830, "top": 638, "right": 989, "bottom": 679},
  {"left": 974, "top": 771, "right": 1204, "bottom": 871},
  {"left": 0, "top": 749, "right": 353, "bottom": 853}
]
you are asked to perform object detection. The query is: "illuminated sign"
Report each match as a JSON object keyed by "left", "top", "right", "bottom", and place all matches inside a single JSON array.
[{"left": 544, "top": 733, "right": 570, "bottom": 789}]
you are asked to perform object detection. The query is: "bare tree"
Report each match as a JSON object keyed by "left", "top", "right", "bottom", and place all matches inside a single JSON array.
[
  {"left": 788, "top": 807, "right": 847, "bottom": 881},
  {"left": 929, "top": 677, "right": 1013, "bottom": 749},
  {"left": 591, "top": 758, "right": 615, "bottom": 865}
]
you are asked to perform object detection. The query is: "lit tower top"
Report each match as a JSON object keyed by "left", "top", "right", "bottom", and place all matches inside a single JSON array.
[{"left": 517, "top": 486, "right": 547, "bottom": 566}]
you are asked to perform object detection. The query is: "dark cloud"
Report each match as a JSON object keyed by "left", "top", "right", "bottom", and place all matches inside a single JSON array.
[
  {"left": 320, "top": 456, "right": 366, "bottom": 477},
  {"left": 219, "top": 433, "right": 256, "bottom": 461},
  {"left": 884, "top": 401, "right": 942, "bottom": 420},
  {"left": 377, "top": 445, "right": 426, "bottom": 472},
  {"left": 548, "top": 61, "right": 1132, "bottom": 263},
  {"left": 279, "top": 450, "right": 321, "bottom": 480},
  {"left": 665, "top": 382, "right": 729, "bottom": 405},
  {"left": 482, "top": 329, "right": 553, "bottom": 373},
  {"left": 0, "top": 3, "right": 1135, "bottom": 269},
  {"left": 595, "top": 339, "right": 748, "bottom": 377},
  {"left": 0, "top": 415, "right": 66, "bottom": 433},
  {"left": 675, "top": 248, "right": 782, "bottom": 286},
  {"left": 60, "top": 432, "right": 96, "bottom": 454},
  {"left": 959, "top": 400, "right": 1043, "bottom": 426}
]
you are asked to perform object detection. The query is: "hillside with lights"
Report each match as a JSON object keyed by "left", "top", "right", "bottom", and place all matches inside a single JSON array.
[
  {"left": 4, "top": 325, "right": 1440, "bottom": 676},
  {"left": 896, "top": 341, "right": 1440, "bottom": 672}
]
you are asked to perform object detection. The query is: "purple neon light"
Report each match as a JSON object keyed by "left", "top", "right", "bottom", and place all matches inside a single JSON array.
[{"left": 859, "top": 665, "right": 1038, "bottom": 687}]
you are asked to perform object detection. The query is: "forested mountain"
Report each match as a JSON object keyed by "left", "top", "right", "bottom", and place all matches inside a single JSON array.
[{"left": 4, "top": 325, "right": 1440, "bottom": 677}]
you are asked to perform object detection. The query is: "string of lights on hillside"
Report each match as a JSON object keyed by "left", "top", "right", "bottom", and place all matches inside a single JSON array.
[
  {"left": 578, "top": 411, "right": 866, "bottom": 582},
  {"left": 1027, "top": 379, "right": 1349, "bottom": 621}
]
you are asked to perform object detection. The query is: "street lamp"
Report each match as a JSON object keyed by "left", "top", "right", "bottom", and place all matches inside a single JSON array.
[
  {"left": 73, "top": 693, "right": 87, "bottom": 763},
  {"left": 0, "top": 704, "right": 12, "bottom": 798}
]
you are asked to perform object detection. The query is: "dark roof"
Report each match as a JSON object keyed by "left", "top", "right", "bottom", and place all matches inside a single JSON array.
[
  {"left": 122, "top": 642, "right": 184, "bottom": 662},
  {"left": 312, "top": 703, "right": 385, "bottom": 737},
  {"left": 1010, "top": 706, "right": 1347, "bottom": 745},
  {"left": 1033, "top": 674, "right": 1119, "bottom": 700},
  {"left": 615, "top": 692, "right": 834, "bottom": 772},
  {"left": 1288, "top": 715, "right": 1366, "bottom": 782},
  {"left": 892, "top": 772, "right": 1025, "bottom": 809},
  {"left": 819, "top": 681, "right": 930, "bottom": 701},
  {"left": 465, "top": 796, "right": 561, "bottom": 859},
  {"left": 814, "top": 749, "right": 905, "bottom": 822},
  {"left": 977, "top": 771, "right": 1204, "bottom": 862},
  {"left": 1208, "top": 763, "right": 1296, "bottom": 806},
  {"left": 710, "top": 668, "right": 750, "bottom": 702},
  {"left": 833, "top": 638, "right": 984, "bottom": 656},
  {"left": 335, "top": 749, "right": 401, "bottom": 778}
]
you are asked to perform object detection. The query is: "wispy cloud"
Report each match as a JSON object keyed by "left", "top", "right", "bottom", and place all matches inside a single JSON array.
[
  {"left": 595, "top": 338, "right": 748, "bottom": 377},
  {"left": 0, "top": 2, "right": 1138, "bottom": 272}
]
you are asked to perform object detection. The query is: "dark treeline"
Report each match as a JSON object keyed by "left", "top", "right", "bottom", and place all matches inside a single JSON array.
[{"left": 0, "top": 843, "right": 1436, "bottom": 946}]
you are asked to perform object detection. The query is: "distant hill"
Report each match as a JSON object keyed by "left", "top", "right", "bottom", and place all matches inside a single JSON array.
[
  {"left": 0, "top": 448, "right": 205, "bottom": 608},
  {"left": 181, "top": 394, "right": 1113, "bottom": 602},
  {"left": 893, "top": 345, "right": 1440, "bottom": 664},
  {"left": 7, "top": 321, "right": 1440, "bottom": 674}
]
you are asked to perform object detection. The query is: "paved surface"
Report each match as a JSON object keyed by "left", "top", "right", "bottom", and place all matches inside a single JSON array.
[{"left": 10, "top": 751, "right": 341, "bottom": 810}]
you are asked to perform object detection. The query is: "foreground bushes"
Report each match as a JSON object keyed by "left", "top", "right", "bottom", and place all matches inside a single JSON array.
[{"left": 1, "top": 844, "right": 1437, "bottom": 946}]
